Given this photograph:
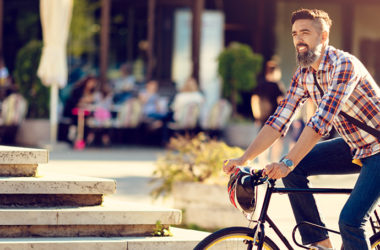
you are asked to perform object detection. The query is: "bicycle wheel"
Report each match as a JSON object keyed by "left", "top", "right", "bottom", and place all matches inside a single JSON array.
[
  {"left": 194, "top": 227, "right": 279, "bottom": 250},
  {"left": 371, "top": 232, "right": 380, "bottom": 249}
]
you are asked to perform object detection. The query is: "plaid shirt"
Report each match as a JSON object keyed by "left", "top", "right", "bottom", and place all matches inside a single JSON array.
[{"left": 266, "top": 45, "right": 380, "bottom": 159}]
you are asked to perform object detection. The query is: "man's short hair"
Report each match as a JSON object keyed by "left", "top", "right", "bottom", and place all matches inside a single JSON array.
[{"left": 291, "top": 9, "right": 332, "bottom": 33}]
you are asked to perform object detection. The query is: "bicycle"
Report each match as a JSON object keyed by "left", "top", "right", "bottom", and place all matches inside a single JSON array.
[{"left": 194, "top": 168, "right": 380, "bottom": 250}]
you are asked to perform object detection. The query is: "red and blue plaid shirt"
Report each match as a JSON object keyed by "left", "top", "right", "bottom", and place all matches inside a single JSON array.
[{"left": 266, "top": 46, "right": 380, "bottom": 159}]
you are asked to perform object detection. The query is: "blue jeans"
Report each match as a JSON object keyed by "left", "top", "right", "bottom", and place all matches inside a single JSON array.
[{"left": 282, "top": 137, "right": 380, "bottom": 249}]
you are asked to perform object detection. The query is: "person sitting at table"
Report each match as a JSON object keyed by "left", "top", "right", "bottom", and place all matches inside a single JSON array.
[
  {"left": 170, "top": 77, "right": 204, "bottom": 126},
  {"left": 63, "top": 75, "right": 99, "bottom": 147},
  {"left": 112, "top": 63, "right": 136, "bottom": 104},
  {"left": 138, "top": 79, "right": 169, "bottom": 122},
  {"left": 89, "top": 82, "right": 114, "bottom": 146}
]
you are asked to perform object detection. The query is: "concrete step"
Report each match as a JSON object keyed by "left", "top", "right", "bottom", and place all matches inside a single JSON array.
[
  {"left": 0, "top": 174, "right": 116, "bottom": 207},
  {"left": 0, "top": 173, "right": 116, "bottom": 194},
  {"left": 0, "top": 227, "right": 210, "bottom": 250},
  {"left": 0, "top": 199, "right": 182, "bottom": 237},
  {"left": 0, "top": 146, "right": 48, "bottom": 177},
  {"left": 0, "top": 146, "right": 48, "bottom": 164},
  {"left": 121, "top": 227, "right": 210, "bottom": 250}
]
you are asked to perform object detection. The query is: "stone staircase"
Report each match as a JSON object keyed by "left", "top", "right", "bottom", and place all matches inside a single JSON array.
[{"left": 0, "top": 146, "right": 209, "bottom": 249}]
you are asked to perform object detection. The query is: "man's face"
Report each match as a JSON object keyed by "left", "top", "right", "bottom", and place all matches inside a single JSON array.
[{"left": 292, "top": 19, "right": 324, "bottom": 67}]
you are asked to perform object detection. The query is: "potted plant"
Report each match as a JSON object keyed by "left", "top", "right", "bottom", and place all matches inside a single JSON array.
[
  {"left": 151, "top": 133, "right": 249, "bottom": 229},
  {"left": 13, "top": 40, "right": 49, "bottom": 119},
  {"left": 13, "top": 40, "right": 51, "bottom": 146},
  {"left": 217, "top": 42, "right": 263, "bottom": 117}
]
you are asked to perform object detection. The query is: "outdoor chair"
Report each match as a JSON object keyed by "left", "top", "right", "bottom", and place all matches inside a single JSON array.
[
  {"left": 0, "top": 93, "right": 28, "bottom": 144},
  {"left": 200, "top": 99, "right": 232, "bottom": 138},
  {"left": 169, "top": 101, "right": 201, "bottom": 131}
]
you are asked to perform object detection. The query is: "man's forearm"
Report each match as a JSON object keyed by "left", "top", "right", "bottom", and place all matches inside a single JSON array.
[
  {"left": 286, "top": 126, "right": 322, "bottom": 167},
  {"left": 241, "top": 125, "right": 282, "bottom": 163}
]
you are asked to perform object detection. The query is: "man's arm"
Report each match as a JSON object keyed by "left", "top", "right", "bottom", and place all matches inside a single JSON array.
[
  {"left": 223, "top": 125, "right": 282, "bottom": 174},
  {"left": 224, "top": 68, "right": 309, "bottom": 175},
  {"left": 264, "top": 126, "right": 322, "bottom": 179},
  {"left": 286, "top": 126, "right": 322, "bottom": 166}
]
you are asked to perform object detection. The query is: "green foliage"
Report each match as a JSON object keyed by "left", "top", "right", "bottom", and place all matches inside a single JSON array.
[
  {"left": 16, "top": 10, "right": 40, "bottom": 43},
  {"left": 151, "top": 133, "right": 244, "bottom": 198},
  {"left": 68, "top": 0, "right": 100, "bottom": 57},
  {"left": 217, "top": 42, "right": 263, "bottom": 115},
  {"left": 152, "top": 220, "right": 173, "bottom": 237},
  {"left": 13, "top": 40, "right": 50, "bottom": 119}
]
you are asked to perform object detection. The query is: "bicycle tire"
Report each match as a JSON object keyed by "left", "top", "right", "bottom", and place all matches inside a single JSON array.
[
  {"left": 194, "top": 226, "right": 279, "bottom": 250},
  {"left": 370, "top": 232, "right": 380, "bottom": 249}
]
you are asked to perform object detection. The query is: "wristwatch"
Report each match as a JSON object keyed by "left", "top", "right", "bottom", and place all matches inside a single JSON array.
[{"left": 281, "top": 158, "right": 295, "bottom": 172}]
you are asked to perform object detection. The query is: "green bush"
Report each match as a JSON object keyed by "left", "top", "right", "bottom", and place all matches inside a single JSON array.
[
  {"left": 151, "top": 133, "right": 244, "bottom": 198},
  {"left": 217, "top": 42, "right": 263, "bottom": 116},
  {"left": 13, "top": 40, "right": 50, "bottom": 118}
]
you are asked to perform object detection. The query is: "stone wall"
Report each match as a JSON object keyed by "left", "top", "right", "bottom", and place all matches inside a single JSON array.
[{"left": 172, "top": 182, "right": 251, "bottom": 229}]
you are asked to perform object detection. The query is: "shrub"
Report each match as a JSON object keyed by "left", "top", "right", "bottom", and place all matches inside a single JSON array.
[
  {"left": 13, "top": 40, "right": 50, "bottom": 118},
  {"left": 151, "top": 133, "right": 244, "bottom": 198},
  {"left": 217, "top": 42, "right": 263, "bottom": 116}
]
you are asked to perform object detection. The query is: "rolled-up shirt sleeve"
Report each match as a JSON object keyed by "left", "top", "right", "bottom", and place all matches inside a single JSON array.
[
  {"left": 265, "top": 68, "right": 309, "bottom": 135},
  {"left": 307, "top": 58, "right": 360, "bottom": 136}
]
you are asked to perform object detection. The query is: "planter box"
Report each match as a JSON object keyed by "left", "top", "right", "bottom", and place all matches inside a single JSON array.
[
  {"left": 172, "top": 182, "right": 249, "bottom": 229},
  {"left": 15, "top": 119, "right": 50, "bottom": 147}
]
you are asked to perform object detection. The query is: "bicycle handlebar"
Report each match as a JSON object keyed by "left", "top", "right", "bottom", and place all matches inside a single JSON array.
[{"left": 245, "top": 167, "right": 352, "bottom": 194}]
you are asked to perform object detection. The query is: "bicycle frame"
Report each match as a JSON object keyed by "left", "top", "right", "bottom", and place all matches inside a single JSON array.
[
  {"left": 194, "top": 174, "right": 380, "bottom": 250},
  {"left": 254, "top": 179, "right": 352, "bottom": 250}
]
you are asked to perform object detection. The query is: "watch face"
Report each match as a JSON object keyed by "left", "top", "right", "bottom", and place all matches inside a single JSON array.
[{"left": 282, "top": 158, "right": 294, "bottom": 167}]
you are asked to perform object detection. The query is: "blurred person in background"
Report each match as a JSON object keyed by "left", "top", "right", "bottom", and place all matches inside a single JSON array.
[
  {"left": 63, "top": 75, "right": 100, "bottom": 148},
  {"left": 0, "top": 56, "right": 10, "bottom": 87},
  {"left": 89, "top": 82, "right": 114, "bottom": 146},
  {"left": 139, "top": 80, "right": 169, "bottom": 127},
  {"left": 251, "top": 60, "right": 285, "bottom": 164},
  {"left": 112, "top": 63, "right": 136, "bottom": 104},
  {"left": 170, "top": 77, "right": 204, "bottom": 125}
]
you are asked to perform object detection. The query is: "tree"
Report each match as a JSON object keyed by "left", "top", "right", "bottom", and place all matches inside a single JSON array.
[
  {"left": 68, "top": 0, "right": 99, "bottom": 58},
  {"left": 217, "top": 42, "right": 263, "bottom": 117}
]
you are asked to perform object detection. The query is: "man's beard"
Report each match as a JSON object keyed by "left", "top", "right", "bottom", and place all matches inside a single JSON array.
[{"left": 296, "top": 43, "right": 323, "bottom": 68}]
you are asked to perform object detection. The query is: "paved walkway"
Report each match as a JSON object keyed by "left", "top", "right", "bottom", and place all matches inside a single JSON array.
[
  {"left": 39, "top": 145, "right": 368, "bottom": 249},
  {"left": 39, "top": 146, "right": 167, "bottom": 205}
]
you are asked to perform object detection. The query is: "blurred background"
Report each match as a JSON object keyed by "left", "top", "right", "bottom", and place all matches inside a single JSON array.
[{"left": 0, "top": 0, "right": 379, "bottom": 149}]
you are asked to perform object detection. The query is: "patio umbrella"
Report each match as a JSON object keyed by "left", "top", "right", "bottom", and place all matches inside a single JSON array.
[{"left": 37, "top": 0, "right": 73, "bottom": 146}]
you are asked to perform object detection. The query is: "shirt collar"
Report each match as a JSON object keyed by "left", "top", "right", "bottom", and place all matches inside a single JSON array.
[{"left": 318, "top": 45, "right": 334, "bottom": 72}]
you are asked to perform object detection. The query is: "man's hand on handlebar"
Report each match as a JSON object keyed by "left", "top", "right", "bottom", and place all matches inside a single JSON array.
[
  {"left": 223, "top": 158, "right": 246, "bottom": 175},
  {"left": 263, "top": 162, "right": 291, "bottom": 179},
  {"left": 223, "top": 157, "right": 292, "bottom": 180}
]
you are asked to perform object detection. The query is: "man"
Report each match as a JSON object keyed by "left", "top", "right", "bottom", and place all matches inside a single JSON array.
[{"left": 224, "top": 8, "right": 380, "bottom": 250}]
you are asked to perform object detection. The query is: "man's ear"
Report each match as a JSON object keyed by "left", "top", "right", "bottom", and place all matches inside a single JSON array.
[{"left": 322, "top": 31, "right": 329, "bottom": 44}]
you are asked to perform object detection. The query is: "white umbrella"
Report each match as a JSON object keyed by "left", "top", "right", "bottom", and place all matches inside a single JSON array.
[{"left": 37, "top": 0, "right": 73, "bottom": 146}]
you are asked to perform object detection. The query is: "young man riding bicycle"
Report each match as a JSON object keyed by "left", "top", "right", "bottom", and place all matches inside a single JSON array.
[{"left": 224, "top": 8, "right": 380, "bottom": 250}]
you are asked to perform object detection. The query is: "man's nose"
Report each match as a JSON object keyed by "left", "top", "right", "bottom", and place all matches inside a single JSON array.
[{"left": 294, "top": 35, "right": 303, "bottom": 44}]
